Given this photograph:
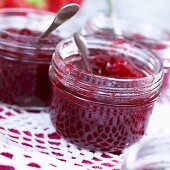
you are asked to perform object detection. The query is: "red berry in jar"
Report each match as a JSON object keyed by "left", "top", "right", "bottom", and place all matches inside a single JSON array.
[{"left": 49, "top": 36, "right": 163, "bottom": 152}]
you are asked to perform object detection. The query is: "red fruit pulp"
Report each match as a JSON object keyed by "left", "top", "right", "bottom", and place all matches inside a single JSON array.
[
  {"left": 71, "top": 54, "right": 146, "bottom": 78},
  {"left": 50, "top": 53, "right": 153, "bottom": 152},
  {"left": 0, "top": 28, "right": 62, "bottom": 108}
]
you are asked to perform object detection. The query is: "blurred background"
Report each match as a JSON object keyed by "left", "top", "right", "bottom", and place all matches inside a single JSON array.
[
  {"left": 3, "top": 0, "right": 169, "bottom": 35},
  {"left": 1, "top": 0, "right": 170, "bottom": 28},
  {"left": 0, "top": 0, "right": 83, "bottom": 12},
  {"left": 1, "top": 0, "right": 170, "bottom": 34}
]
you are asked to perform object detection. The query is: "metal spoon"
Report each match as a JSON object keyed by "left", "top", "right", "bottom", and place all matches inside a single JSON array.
[
  {"left": 39, "top": 3, "right": 79, "bottom": 39},
  {"left": 73, "top": 32, "right": 92, "bottom": 73}
]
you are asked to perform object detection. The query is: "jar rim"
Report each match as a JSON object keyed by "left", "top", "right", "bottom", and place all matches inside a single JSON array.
[
  {"left": 0, "top": 8, "right": 62, "bottom": 52},
  {"left": 50, "top": 35, "right": 163, "bottom": 103},
  {"left": 54, "top": 35, "right": 163, "bottom": 83}
]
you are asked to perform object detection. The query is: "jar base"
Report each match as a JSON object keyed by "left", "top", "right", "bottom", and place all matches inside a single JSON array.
[{"left": 57, "top": 133, "right": 130, "bottom": 153}]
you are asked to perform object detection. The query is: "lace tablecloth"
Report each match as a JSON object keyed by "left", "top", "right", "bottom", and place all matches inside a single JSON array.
[{"left": 0, "top": 91, "right": 170, "bottom": 170}]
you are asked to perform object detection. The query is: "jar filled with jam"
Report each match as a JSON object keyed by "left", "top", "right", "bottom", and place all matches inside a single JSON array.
[
  {"left": 49, "top": 35, "right": 163, "bottom": 152},
  {"left": 0, "top": 8, "right": 63, "bottom": 110}
]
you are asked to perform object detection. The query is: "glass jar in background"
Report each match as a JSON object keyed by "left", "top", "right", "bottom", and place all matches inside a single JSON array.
[
  {"left": 121, "top": 135, "right": 170, "bottom": 170},
  {"left": 82, "top": 12, "right": 170, "bottom": 101},
  {"left": 0, "top": 8, "right": 63, "bottom": 110},
  {"left": 81, "top": 12, "right": 115, "bottom": 36},
  {"left": 49, "top": 35, "right": 163, "bottom": 152}
]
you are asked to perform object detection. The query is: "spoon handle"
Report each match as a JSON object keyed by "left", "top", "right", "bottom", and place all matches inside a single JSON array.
[
  {"left": 39, "top": 3, "right": 79, "bottom": 39},
  {"left": 73, "top": 32, "right": 92, "bottom": 73},
  {"left": 39, "top": 22, "right": 60, "bottom": 39}
]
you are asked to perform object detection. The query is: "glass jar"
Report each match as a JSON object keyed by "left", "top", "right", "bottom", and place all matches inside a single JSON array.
[
  {"left": 121, "top": 135, "right": 170, "bottom": 170},
  {"left": 82, "top": 12, "right": 169, "bottom": 43},
  {"left": 82, "top": 12, "right": 170, "bottom": 97},
  {"left": 49, "top": 35, "right": 163, "bottom": 152},
  {"left": 0, "top": 8, "right": 63, "bottom": 110},
  {"left": 81, "top": 12, "right": 115, "bottom": 36}
]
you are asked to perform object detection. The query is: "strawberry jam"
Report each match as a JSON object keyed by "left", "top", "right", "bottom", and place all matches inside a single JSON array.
[
  {"left": 49, "top": 36, "right": 163, "bottom": 151},
  {"left": 71, "top": 54, "right": 146, "bottom": 78},
  {"left": 0, "top": 8, "right": 63, "bottom": 109}
]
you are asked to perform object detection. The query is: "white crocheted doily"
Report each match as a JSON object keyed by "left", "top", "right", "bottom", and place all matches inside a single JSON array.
[
  {"left": 0, "top": 92, "right": 170, "bottom": 170},
  {"left": 0, "top": 104, "right": 123, "bottom": 170}
]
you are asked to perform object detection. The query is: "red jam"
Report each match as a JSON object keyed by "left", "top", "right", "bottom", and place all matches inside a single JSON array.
[
  {"left": 49, "top": 36, "right": 163, "bottom": 152},
  {"left": 71, "top": 54, "right": 146, "bottom": 78},
  {"left": 0, "top": 27, "right": 62, "bottom": 108}
]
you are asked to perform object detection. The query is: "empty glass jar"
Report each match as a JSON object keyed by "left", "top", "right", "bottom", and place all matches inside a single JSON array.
[{"left": 121, "top": 135, "right": 170, "bottom": 170}]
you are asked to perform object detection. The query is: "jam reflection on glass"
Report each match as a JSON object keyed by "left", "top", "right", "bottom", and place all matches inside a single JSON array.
[
  {"left": 50, "top": 37, "right": 163, "bottom": 152},
  {"left": 0, "top": 27, "right": 62, "bottom": 108}
]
